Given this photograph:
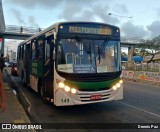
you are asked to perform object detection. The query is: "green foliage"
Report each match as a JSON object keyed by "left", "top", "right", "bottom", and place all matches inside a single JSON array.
[
  {"left": 138, "top": 35, "right": 160, "bottom": 63},
  {"left": 139, "top": 35, "right": 160, "bottom": 54},
  {"left": 121, "top": 51, "right": 127, "bottom": 57}
]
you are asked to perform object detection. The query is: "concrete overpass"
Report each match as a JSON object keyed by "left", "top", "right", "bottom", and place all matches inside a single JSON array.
[
  {"left": 0, "top": 0, "right": 42, "bottom": 54},
  {"left": 4, "top": 25, "right": 42, "bottom": 40},
  {"left": 121, "top": 37, "right": 143, "bottom": 47}
]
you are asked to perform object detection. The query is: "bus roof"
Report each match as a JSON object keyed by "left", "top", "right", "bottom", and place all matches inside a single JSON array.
[{"left": 19, "top": 21, "right": 120, "bottom": 46}]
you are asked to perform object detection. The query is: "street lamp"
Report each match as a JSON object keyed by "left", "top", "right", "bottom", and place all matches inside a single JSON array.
[{"left": 108, "top": 12, "right": 133, "bottom": 18}]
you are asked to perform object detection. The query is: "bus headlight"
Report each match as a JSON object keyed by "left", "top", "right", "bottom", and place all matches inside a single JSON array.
[
  {"left": 116, "top": 83, "right": 121, "bottom": 88},
  {"left": 57, "top": 80, "right": 77, "bottom": 94},
  {"left": 64, "top": 86, "right": 71, "bottom": 92},
  {"left": 71, "top": 88, "right": 77, "bottom": 94},
  {"left": 58, "top": 82, "right": 65, "bottom": 88},
  {"left": 119, "top": 80, "right": 123, "bottom": 84},
  {"left": 112, "top": 80, "right": 123, "bottom": 91},
  {"left": 112, "top": 86, "right": 117, "bottom": 90}
]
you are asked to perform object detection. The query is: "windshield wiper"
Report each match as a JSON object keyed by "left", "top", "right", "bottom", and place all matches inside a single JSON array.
[
  {"left": 75, "top": 36, "right": 90, "bottom": 54},
  {"left": 100, "top": 38, "right": 109, "bottom": 53},
  {"left": 75, "top": 36, "right": 93, "bottom": 64},
  {"left": 88, "top": 42, "right": 92, "bottom": 63},
  {"left": 98, "top": 45, "right": 101, "bottom": 64},
  {"left": 97, "top": 38, "right": 109, "bottom": 64}
]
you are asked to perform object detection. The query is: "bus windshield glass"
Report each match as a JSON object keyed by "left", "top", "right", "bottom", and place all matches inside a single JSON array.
[{"left": 56, "top": 38, "right": 120, "bottom": 73}]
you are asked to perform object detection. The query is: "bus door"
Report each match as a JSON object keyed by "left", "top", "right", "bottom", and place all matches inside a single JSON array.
[{"left": 43, "top": 36, "right": 54, "bottom": 102}]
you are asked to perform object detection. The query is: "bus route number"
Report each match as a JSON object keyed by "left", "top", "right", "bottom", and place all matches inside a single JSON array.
[{"left": 61, "top": 99, "right": 69, "bottom": 103}]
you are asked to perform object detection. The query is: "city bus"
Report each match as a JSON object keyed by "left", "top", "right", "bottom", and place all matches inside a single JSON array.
[{"left": 17, "top": 22, "right": 123, "bottom": 106}]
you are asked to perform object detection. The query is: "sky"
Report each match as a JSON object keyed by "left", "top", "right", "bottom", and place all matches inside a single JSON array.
[
  {"left": 2, "top": 0, "right": 160, "bottom": 53},
  {"left": 2, "top": 0, "right": 160, "bottom": 39}
]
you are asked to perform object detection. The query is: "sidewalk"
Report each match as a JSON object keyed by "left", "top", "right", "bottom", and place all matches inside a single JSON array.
[{"left": 0, "top": 69, "right": 31, "bottom": 123}]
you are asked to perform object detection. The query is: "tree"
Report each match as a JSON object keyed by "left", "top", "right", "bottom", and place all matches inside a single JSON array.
[
  {"left": 139, "top": 48, "right": 150, "bottom": 58},
  {"left": 138, "top": 35, "right": 160, "bottom": 63},
  {"left": 133, "top": 48, "right": 140, "bottom": 56},
  {"left": 121, "top": 51, "right": 127, "bottom": 58}
]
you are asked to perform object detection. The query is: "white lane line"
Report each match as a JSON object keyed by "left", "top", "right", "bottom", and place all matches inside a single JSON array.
[{"left": 116, "top": 101, "right": 160, "bottom": 118}]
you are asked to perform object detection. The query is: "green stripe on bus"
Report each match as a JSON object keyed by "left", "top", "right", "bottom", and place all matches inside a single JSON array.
[{"left": 64, "top": 78, "right": 120, "bottom": 91}]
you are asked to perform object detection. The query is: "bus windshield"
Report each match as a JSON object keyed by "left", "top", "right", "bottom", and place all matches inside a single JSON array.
[{"left": 56, "top": 38, "right": 120, "bottom": 73}]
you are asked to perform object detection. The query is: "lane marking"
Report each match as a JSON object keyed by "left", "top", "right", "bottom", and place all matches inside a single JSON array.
[{"left": 116, "top": 101, "right": 160, "bottom": 118}]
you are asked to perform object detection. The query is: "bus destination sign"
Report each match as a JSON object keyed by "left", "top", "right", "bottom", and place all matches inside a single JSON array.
[{"left": 69, "top": 26, "right": 112, "bottom": 35}]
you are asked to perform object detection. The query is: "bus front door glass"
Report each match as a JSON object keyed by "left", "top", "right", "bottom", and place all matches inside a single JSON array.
[{"left": 56, "top": 39, "right": 120, "bottom": 73}]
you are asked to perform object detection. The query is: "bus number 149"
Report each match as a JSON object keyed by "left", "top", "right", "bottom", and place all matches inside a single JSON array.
[{"left": 61, "top": 99, "right": 69, "bottom": 103}]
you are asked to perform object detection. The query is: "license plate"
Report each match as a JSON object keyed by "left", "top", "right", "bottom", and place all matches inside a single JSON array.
[{"left": 90, "top": 94, "right": 102, "bottom": 100}]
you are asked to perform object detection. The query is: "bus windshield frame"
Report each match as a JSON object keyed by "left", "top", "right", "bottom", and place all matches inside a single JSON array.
[{"left": 56, "top": 35, "right": 121, "bottom": 74}]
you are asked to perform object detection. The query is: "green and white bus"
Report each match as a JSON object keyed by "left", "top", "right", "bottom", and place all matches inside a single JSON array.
[{"left": 17, "top": 22, "right": 123, "bottom": 106}]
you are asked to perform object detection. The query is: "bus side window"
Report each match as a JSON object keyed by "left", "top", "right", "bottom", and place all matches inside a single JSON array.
[
  {"left": 17, "top": 46, "right": 21, "bottom": 60},
  {"left": 45, "top": 40, "right": 50, "bottom": 62},
  {"left": 17, "top": 45, "right": 24, "bottom": 60},
  {"left": 37, "top": 39, "right": 44, "bottom": 61},
  {"left": 23, "top": 45, "right": 26, "bottom": 59},
  {"left": 31, "top": 41, "right": 36, "bottom": 61}
]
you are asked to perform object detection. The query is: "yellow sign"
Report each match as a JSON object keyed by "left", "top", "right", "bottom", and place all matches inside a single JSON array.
[{"left": 69, "top": 26, "right": 112, "bottom": 35}]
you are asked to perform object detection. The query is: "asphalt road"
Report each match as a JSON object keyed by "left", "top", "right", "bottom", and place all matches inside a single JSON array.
[{"left": 10, "top": 74, "right": 160, "bottom": 132}]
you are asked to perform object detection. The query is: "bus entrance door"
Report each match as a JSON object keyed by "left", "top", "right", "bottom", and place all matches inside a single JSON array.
[{"left": 43, "top": 37, "right": 54, "bottom": 102}]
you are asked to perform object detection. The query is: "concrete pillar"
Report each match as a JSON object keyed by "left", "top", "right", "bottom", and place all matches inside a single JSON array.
[
  {"left": 127, "top": 46, "right": 133, "bottom": 68},
  {"left": 0, "top": 0, "right": 5, "bottom": 55},
  {"left": 0, "top": 0, "right": 5, "bottom": 33}
]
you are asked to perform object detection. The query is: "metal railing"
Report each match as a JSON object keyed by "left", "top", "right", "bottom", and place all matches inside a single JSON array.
[
  {"left": 5, "top": 25, "right": 44, "bottom": 34},
  {"left": 124, "top": 63, "right": 160, "bottom": 72}
]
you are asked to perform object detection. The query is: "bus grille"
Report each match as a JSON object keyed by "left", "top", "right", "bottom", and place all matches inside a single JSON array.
[
  {"left": 72, "top": 89, "right": 118, "bottom": 102},
  {"left": 80, "top": 94, "right": 110, "bottom": 102}
]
